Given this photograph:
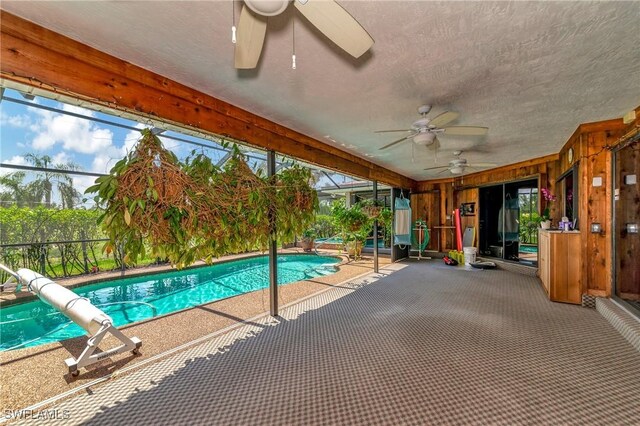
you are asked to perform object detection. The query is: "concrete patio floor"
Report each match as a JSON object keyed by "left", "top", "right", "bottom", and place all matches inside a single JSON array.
[{"left": 14, "top": 260, "right": 639, "bottom": 425}]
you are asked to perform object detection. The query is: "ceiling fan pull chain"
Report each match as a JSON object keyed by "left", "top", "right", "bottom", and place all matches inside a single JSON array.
[
  {"left": 411, "top": 142, "right": 415, "bottom": 163},
  {"left": 292, "top": 18, "right": 297, "bottom": 69},
  {"left": 231, "top": 1, "right": 237, "bottom": 43}
]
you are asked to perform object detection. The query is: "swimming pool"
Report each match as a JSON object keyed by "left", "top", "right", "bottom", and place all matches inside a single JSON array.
[
  {"left": 0, "top": 255, "right": 339, "bottom": 351},
  {"left": 316, "top": 237, "right": 385, "bottom": 248},
  {"left": 519, "top": 245, "right": 538, "bottom": 254},
  {"left": 316, "top": 237, "right": 343, "bottom": 245}
]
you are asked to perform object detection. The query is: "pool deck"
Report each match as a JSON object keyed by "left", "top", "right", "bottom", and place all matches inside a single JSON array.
[
  {"left": 0, "top": 249, "right": 391, "bottom": 412},
  {"left": 5, "top": 259, "right": 638, "bottom": 425}
]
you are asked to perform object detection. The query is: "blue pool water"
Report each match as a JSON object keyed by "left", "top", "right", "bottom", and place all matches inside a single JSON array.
[
  {"left": 0, "top": 255, "right": 338, "bottom": 351},
  {"left": 316, "top": 237, "right": 385, "bottom": 248},
  {"left": 519, "top": 245, "right": 538, "bottom": 254},
  {"left": 316, "top": 237, "right": 343, "bottom": 244}
]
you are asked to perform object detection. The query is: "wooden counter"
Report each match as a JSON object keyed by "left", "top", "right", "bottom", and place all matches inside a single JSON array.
[{"left": 539, "top": 230, "right": 582, "bottom": 304}]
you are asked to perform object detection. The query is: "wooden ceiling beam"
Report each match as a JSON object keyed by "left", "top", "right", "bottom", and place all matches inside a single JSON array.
[{"left": 0, "top": 11, "right": 415, "bottom": 189}]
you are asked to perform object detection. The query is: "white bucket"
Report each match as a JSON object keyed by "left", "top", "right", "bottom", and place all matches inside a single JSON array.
[{"left": 463, "top": 247, "right": 477, "bottom": 266}]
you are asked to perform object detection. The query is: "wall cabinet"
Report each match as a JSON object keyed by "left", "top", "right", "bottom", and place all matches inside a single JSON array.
[{"left": 538, "top": 230, "right": 582, "bottom": 304}]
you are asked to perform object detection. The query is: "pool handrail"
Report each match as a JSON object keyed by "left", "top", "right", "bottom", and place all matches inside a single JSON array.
[{"left": 0, "top": 263, "right": 22, "bottom": 292}]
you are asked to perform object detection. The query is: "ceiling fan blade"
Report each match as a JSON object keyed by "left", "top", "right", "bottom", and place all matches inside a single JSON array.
[
  {"left": 442, "top": 126, "right": 489, "bottom": 136},
  {"left": 379, "top": 134, "right": 414, "bottom": 151},
  {"left": 294, "top": 0, "right": 374, "bottom": 59},
  {"left": 437, "top": 168, "right": 452, "bottom": 175},
  {"left": 429, "top": 111, "right": 460, "bottom": 128},
  {"left": 468, "top": 162, "right": 497, "bottom": 168},
  {"left": 374, "top": 129, "right": 412, "bottom": 133},
  {"left": 423, "top": 165, "right": 449, "bottom": 171},
  {"left": 235, "top": 5, "right": 268, "bottom": 69}
]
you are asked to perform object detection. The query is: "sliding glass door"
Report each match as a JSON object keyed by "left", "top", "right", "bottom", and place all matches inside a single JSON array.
[{"left": 479, "top": 178, "right": 539, "bottom": 266}]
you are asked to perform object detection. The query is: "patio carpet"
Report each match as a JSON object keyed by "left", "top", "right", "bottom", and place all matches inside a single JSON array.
[{"left": 26, "top": 260, "right": 639, "bottom": 425}]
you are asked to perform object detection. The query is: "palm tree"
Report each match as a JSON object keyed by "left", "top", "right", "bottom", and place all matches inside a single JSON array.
[
  {"left": 0, "top": 171, "right": 47, "bottom": 208},
  {"left": 0, "top": 171, "right": 28, "bottom": 207},
  {"left": 24, "top": 154, "right": 82, "bottom": 208}
]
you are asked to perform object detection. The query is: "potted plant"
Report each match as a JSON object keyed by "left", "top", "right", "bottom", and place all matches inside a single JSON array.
[
  {"left": 358, "top": 199, "right": 384, "bottom": 219},
  {"left": 539, "top": 187, "right": 557, "bottom": 229},
  {"left": 300, "top": 228, "right": 317, "bottom": 252},
  {"left": 345, "top": 229, "right": 368, "bottom": 259},
  {"left": 377, "top": 207, "right": 393, "bottom": 247},
  {"left": 331, "top": 200, "right": 372, "bottom": 259}
]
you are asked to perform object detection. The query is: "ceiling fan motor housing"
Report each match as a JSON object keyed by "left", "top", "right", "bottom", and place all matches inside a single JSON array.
[
  {"left": 418, "top": 105, "right": 432, "bottom": 115},
  {"left": 244, "top": 0, "right": 290, "bottom": 16}
]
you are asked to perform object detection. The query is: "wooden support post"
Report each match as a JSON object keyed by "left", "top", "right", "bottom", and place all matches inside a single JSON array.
[{"left": 267, "top": 150, "right": 278, "bottom": 317}]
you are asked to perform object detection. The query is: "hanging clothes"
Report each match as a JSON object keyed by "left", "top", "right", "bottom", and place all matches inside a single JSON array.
[
  {"left": 498, "top": 196, "right": 519, "bottom": 242},
  {"left": 394, "top": 196, "right": 411, "bottom": 246}
]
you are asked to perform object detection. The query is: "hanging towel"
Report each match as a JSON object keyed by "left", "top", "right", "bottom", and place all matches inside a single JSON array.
[{"left": 394, "top": 197, "right": 411, "bottom": 246}]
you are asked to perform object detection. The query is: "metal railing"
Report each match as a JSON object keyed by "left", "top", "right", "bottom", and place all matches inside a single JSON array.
[{"left": 0, "top": 237, "right": 126, "bottom": 283}]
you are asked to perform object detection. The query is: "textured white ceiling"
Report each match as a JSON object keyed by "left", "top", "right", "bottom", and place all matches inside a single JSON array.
[{"left": 3, "top": 1, "right": 639, "bottom": 180}]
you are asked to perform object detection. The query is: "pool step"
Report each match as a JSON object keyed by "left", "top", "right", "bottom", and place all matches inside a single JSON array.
[{"left": 596, "top": 298, "right": 640, "bottom": 352}]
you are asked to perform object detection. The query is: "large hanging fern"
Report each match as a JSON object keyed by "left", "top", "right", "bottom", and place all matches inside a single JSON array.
[{"left": 87, "top": 129, "right": 318, "bottom": 268}]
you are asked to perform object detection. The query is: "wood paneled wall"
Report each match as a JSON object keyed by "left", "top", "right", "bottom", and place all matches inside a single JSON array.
[
  {"left": 414, "top": 155, "right": 559, "bottom": 251},
  {"left": 414, "top": 108, "right": 639, "bottom": 299},
  {"left": 410, "top": 191, "right": 440, "bottom": 251},
  {"left": 558, "top": 119, "right": 629, "bottom": 297},
  {"left": 412, "top": 180, "right": 456, "bottom": 251},
  {"left": 615, "top": 141, "right": 640, "bottom": 300}
]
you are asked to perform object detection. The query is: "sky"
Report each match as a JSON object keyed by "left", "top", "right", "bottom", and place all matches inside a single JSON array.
[{"left": 0, "top": 88, "right": 356, "bottom": 207}]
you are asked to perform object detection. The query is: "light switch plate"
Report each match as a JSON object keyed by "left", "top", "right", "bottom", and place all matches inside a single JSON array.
[
  {"left": 592, "top": 176, "right": 603, "bottom": 187},
  {"left": 624, "top": 174, "right": 637, "bottom": 185}
]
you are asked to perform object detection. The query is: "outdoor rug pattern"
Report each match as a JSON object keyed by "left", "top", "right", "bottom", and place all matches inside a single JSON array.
[{"left": 18, "top": 261, "right": 639, "bottom": 425}]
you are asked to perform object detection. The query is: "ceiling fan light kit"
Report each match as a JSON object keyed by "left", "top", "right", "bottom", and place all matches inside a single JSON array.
[
  {"left": 423, "top": 151, "right": 497, "bottom": 175},
  {"left": 413, "top": 132, "right": 436, "bottom": 146},
  {"left": 376, "top": 105, "right": 489, "bottom": 152}
]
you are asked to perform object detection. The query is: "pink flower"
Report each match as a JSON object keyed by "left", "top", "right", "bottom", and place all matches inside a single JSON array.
[{"left": 541, "top": 188, "right": 556, "bottom": 202}]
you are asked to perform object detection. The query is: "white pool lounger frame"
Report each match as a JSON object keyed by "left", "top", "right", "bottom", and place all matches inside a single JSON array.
[{"left": 10, "top": 267, "right": 142, "bottom": 376}]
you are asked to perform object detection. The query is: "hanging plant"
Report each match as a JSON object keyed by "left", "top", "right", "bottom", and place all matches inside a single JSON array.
[
  {"left": 88, "top": 130, "right": 317, "bottom": 268},
  {"left": 87, "top": 129, "right": 201, "bottom": 266},
  {"left": 274, "top": 165, "right": 318, "bottom": 242},
  {"left": 358, "top": 199, "right": 384, "bottom": 219}
]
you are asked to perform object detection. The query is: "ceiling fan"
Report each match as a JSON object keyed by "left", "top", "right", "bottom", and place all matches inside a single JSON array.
[
  {"left": 423, "top": 151, "right": 497, "bottom": 175},
  {"left": 235, "top": 0, "right": 374, "bottom": 69},
  {"left": 376, "top": 105, "right": 488, "bottom": 151}
]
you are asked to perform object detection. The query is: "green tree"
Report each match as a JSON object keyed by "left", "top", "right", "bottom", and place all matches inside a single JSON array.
[
  {"left": 0, "top": 171, "right": 29, "bottom": 207},
  {"left": 24, "top": 154, "right": 82, "bottom": 208}
]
